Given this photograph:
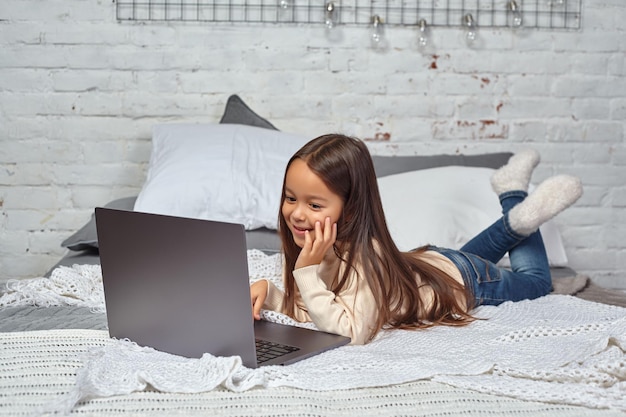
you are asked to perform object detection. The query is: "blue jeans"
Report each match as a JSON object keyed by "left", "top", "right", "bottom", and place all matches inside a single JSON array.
[{"left": 430, "top": 191, "right": 552, "bottom": 307}]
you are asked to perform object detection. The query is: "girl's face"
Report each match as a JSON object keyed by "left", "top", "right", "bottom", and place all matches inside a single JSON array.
[{"left": 282, "top": 159, "right": 344, "bottom": 248}]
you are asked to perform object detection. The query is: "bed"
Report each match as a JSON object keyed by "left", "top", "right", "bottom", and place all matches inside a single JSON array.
[{"left": 2, "top": 96, "right": 625, "bottom": 417}]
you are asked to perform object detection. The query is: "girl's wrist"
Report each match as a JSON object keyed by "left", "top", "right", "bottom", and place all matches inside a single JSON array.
[{"left": 293, "top": 264, "right": 319, "bottom": 273}]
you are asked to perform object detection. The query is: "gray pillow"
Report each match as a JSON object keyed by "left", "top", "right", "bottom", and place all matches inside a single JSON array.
[
  {"left": 372, "top": 152, "right": 512, "bottom": 178},
  {"left": 62, "top": 196, "right": 282, "bottom": 253},
  {"left": 219, "top": 95, "right": 278, "bottom": 130},
  {"left": 61, "top": 197, "right": 137, "bottom": 251}
]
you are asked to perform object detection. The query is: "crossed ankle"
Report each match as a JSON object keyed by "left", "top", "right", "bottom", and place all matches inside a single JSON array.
[
  {"left": 491, "top": 149, "right": 540, "bottom": 196},
  {"left": 508, "top": 175, "right": 583, "bottom": 236}
]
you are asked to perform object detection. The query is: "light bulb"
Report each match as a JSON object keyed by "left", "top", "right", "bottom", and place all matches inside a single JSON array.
[
  {"left": 325, "top": 2, "right": 338, "bottom": 29},
  {"left": 371, "top": 15, "right": 383, "bottom": 45},
  {"left": 463, "top": 13, "right": 477, "bottom": 45},
  {"left": 508, "top": 1, "right": 523, "bottom": 28},
  {"left": 418, "top": 19, "right": 429, "bottom": 48},
  {"left": 547, "top": 0, "right": 565, "bottom": 6},
  {"left": 279, "top": 0, "right": 290, "bottom": 9}
]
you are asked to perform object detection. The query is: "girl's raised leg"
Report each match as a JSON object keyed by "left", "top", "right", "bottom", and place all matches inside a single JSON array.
[
  {"left": 460, "top": 152, "right": 582, "bottom": 267},
  {"left": 457, "top": 150, "right": 582, "bottom": 304},
  {"left": 460, "top": 149, "right": 540, "bottom": 262}
]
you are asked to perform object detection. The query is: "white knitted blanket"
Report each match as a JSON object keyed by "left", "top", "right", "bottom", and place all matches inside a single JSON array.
[{"left": 2, "top": 250, "right": 626, "bottom": 414}]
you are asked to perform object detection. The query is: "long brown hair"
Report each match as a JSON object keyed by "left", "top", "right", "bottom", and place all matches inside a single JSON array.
[{"left": 278, "top": 134, "right": 474, "bottom": 341}]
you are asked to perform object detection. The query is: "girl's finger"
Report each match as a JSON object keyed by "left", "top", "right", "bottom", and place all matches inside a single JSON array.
[
  {"left": 252, "top": 299, "right": 261, "bottom": 320},
  {"left": 323, "top": 217, "right": 332, "bottom": 241},
  {"left": 303, "top": 229, "right": 313, "bottom": 250},
  {"left": 314, "top": 220, "right": 323, "bottom": 244}
]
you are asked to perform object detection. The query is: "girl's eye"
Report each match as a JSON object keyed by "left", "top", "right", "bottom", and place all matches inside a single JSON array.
[
  {"left": 310, "top": 203, "right": 322, "bottom": 210},
  {"left": 285, "top": 196, "right": 296, "bottom": 203}
]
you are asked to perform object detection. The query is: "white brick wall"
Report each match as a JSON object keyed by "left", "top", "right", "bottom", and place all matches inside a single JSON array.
[{"left": 1, "top": 0, "right": 625, "bottom": 288}]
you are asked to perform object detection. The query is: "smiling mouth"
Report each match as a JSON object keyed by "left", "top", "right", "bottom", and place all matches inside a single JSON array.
[{"left": 291, "top": 225, "right": 310, "bottom": 235}]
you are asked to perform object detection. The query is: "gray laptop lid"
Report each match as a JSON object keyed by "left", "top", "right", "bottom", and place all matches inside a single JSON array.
[{"left": 95, "top": 207, "right": 350, "bottom": 368}]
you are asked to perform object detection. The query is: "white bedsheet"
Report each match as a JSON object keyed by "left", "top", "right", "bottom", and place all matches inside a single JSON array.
[
  {"left": 2, "top": 251, "right": 625, "bottom": 414},
  {"left": 3, "top": 329, "right": 623, "bottom": 417}
]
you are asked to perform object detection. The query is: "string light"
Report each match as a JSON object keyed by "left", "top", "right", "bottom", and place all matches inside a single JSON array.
[
  {"left": 508, "top": 1, "right": 523, "bottom": 28},
  {"left": 325, "top": 2, "right": 338, "bottom": 29},
  {"left": 371, "top": 15, "right": 383, "bottom": 45},
  {"left": 417, "top": 19, "right": 429, "bottom": 48},
  {"left": 463, "top": 13, "right": 477, "bottom": 45}
]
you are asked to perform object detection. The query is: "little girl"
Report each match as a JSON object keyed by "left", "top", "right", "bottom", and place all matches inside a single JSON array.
[{"left": 250, "top": 134, "right": 583, "bottom": 345}]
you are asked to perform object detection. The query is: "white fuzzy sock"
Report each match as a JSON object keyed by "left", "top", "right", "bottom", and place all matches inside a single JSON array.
[
  {"left": 491, "top": 149, "right": 540, "bottom": 195},
  {"left": 508, "top": 175, "right": 583, "bottom": 236}
]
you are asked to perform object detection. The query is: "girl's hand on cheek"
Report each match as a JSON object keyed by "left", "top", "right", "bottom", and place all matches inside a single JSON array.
[{"left": 295, "top": 217, "right": 337, "bottom": 270}]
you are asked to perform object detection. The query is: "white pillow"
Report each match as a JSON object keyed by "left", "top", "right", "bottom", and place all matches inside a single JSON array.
[
  {"left": 134, "top": 124, "right": 309, "bottom": 230},
  {"left": 378, "top": 166, "right": 568, "bottom": 267}
]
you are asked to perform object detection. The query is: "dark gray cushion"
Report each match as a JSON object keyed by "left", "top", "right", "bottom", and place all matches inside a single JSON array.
[
  {"left": 219, "top": 95, "right": 278, "bottom": 130},
  {"left": 372, "top": 152, "right": 512, "bottom": 178},
  {"left": 61, "top": 197, "right": 137, "bottom": 251},
  {"left": 62, "top": 196, "right": 282, "bottom": 253}
]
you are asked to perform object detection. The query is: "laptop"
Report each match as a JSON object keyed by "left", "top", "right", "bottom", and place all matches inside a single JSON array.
[{"left": 95, "top": 207, "right": 351, "bottom": 368}]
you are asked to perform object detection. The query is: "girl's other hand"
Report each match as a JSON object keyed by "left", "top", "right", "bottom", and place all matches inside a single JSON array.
[
  {"left": 250, "top": 279, "right": 269, "bottom": 320},
  {"left": 295, "top": 217, "right": 337, "bottom": 270}
]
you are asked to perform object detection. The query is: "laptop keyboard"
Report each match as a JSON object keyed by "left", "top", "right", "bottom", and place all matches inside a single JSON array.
[{"left": 255, "top": 339, "right": 300, "bottom": 364}]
